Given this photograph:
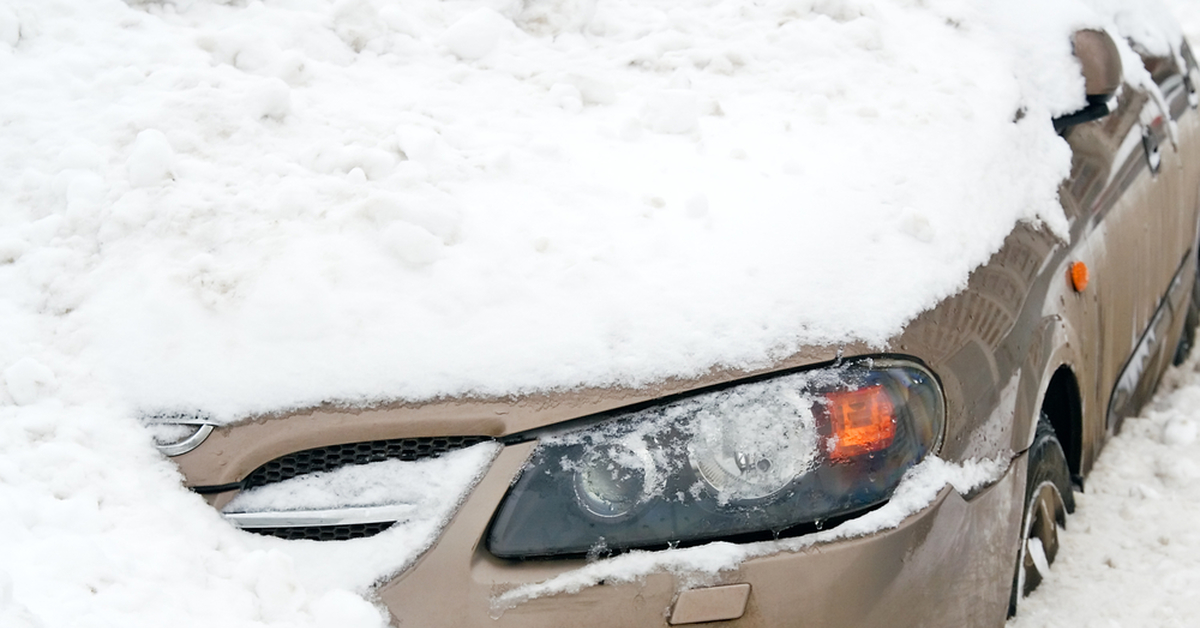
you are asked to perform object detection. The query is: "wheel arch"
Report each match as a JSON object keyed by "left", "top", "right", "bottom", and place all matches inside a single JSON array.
[
  {"left": 1010, "top": 299, "right": 1093, "bottom": 481},
  {"left": 1039, "top": 365, "right": 1084, "bottom": 481}
]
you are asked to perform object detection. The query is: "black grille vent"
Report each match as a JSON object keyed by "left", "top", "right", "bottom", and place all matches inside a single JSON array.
[
  {"left": 241, "top": 435, "right": 492, "bottom": 491},
  {"left": 246, "top": 522, "right": 396, "bottom": 541}
]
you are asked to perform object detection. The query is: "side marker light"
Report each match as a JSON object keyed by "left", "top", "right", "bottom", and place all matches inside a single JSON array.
[{"left": 1070, "top": 261, "right": 1089, "bottom": 292}]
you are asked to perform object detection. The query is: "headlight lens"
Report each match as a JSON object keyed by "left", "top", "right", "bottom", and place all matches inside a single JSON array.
[
  {"left": 687, "top": 381, "right": 821, "bottom": 501},
  {"left": 575, "top": 441, "right": 656, "bottom": 519},
  {"left": 486, "top": 357, "right": 943, "bottom": 558}
]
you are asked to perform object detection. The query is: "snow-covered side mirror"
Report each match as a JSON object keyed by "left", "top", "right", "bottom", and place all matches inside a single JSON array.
[{"left": 1053, "top": 30, "right": 1123, "bottom": 133}]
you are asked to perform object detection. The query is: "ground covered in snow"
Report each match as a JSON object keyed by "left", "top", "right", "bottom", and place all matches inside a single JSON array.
[
  {"left": 1008, "top": 354, "right": 1200, "bottom": 627},
  {"left": 1, "top": 0, "right": 1199, "bottom": 627}
]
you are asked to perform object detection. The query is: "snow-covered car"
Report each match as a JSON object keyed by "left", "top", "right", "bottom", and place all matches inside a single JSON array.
[{"left": 135, "top": 6, "right": 1200, "bottom": 628}]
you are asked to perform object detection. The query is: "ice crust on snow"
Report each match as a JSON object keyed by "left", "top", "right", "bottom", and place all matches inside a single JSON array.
[
  {"left": 125, "top": 129, "right": 177, "bottom": 188},
  {"left": 0, "top": 7, "right": 20, "bottom": 49},
  {"left": 3, "top": 358, "right": 56, "bottom": 406},
  {"left": 441, "top": 8, "right": 511, "bottom": 60}
]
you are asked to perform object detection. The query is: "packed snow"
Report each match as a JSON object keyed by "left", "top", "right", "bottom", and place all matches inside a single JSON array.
[{"left": 1, "top": 0, "right": 1199, "bottom": 627}]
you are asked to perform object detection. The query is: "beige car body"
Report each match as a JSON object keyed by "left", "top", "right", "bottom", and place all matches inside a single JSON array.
[{"left": 161, "top": 35, "right": 1200, "bottom": 627}]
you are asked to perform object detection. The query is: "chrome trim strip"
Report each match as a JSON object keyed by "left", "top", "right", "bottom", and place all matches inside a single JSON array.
[
  {"left": 158, "top": 423, "right": 215, "bottom": 457},
  {"left": 223, "top": 504, "right": 417, "bottom": 529},
  {"left": 1106, "top": 250, "right": 1193, "bottom": 431}
]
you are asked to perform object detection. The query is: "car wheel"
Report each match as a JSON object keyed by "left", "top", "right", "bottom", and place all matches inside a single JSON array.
[{"left": 1008, "top": 413, "right": 1075, "bottom": 617}]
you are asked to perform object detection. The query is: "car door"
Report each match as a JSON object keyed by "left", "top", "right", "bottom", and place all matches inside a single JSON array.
[{"left": 1068, "top": 51, "right": 1198, "bottom": 434}]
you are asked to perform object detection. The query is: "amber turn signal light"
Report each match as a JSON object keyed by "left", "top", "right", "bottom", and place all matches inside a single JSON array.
[
  {"left": 826, "top": 384, "right": 897, "bottom": 460},
  {"left": 1070, "top": 261, "right": 1089, "bottom": 292}
]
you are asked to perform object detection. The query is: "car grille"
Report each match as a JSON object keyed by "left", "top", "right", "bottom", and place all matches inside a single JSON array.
[
  {"left": 241, "top": 435, "right": 493, "bottom": 490},
  {"left": 247, "top": 522, "right": 397, "bottom": 542},
  {"left": 236, "top": 435, "right": 492, "bottom": 542}
]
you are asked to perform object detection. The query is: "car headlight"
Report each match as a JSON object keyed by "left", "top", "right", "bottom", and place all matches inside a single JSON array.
[{"left": 486, "top": 357, "right": 944, "bottom": 558}]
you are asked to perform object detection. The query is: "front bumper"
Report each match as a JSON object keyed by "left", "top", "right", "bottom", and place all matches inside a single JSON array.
[{"left": 376, "top": 443, "right": 1028, "bottom": 628}]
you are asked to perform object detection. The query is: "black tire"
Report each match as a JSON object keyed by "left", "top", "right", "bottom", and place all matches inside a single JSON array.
[{"left": 1008, "top": 413, "right": 1075, "bottom": 617}]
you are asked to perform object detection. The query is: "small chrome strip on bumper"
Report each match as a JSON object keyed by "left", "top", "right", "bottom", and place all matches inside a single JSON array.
[
  {"left": 223, "top": 504, "right": 417, "bottom": 529},
  {"left": 158, "top": 423, "right": 215, "bottom": 457}
]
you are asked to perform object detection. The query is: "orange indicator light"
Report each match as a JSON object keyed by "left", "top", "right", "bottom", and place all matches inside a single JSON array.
[
  {"left": 826, "top": 384, "right": 896, "bottom": 461},
  {"left": 1070, "top": 261, "right": 1089, "bottom": 292}
]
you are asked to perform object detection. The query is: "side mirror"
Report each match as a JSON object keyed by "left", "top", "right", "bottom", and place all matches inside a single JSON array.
[{"left": 1053, "top": 30, "right": 1123, "bottom": 133}]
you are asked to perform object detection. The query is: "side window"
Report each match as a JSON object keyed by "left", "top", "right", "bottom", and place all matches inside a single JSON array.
[
  {"left": 1139, "top": 49, "right": 1192, "bottom": 119},
  {"left": 1141, "top": 53, "right": 1179, "bottom": 86},
  {"left": 1182, "top": 41, "right": 1200, "bottom": 109}
]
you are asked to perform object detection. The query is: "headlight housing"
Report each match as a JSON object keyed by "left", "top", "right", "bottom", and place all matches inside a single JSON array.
[{"left": 486, "top": 357, "right": 944, "bottom": 558}]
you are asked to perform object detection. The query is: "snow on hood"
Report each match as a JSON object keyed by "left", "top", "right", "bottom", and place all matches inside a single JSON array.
[{"left": 0, "top": 0, "right": 1182, "bottom": 421}]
